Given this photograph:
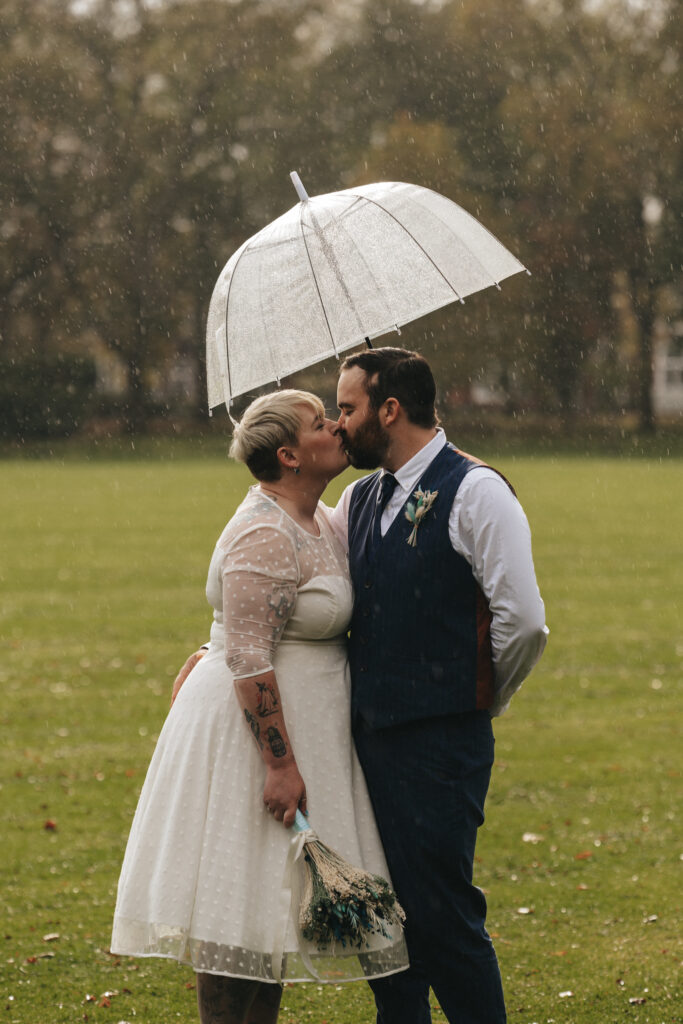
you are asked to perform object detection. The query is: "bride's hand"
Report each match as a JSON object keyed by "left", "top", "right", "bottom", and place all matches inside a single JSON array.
[{"left": 263, "top": 763, "right": 307, "bottom": 828}]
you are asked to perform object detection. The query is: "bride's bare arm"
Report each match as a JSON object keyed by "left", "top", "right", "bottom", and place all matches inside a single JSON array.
[{"left": 233, "top": 669, "right": 306, "bottom": 827}]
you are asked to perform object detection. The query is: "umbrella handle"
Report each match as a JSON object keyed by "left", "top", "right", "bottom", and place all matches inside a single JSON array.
[{"left": 290, "top": 171, "right": 309, "bottom": 202}]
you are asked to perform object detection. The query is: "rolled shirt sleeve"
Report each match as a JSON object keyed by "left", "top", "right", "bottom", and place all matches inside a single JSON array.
[{"left": 450, "top": 468, "right": 548, "bottom": 716}]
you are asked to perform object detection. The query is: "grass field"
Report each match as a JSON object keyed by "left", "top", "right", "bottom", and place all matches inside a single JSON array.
[{"left": 1, "top": 453, "right": 681, "bottom": 1024}]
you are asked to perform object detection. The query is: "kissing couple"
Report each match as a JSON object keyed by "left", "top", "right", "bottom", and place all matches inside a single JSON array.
[{"left": 112, "top": 346, "right": 547, "bottom": 1024}]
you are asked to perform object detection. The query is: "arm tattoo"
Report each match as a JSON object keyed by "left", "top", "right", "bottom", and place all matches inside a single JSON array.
[
  {"left": 255, "top": 679, "right": 279, "bottom": 717},
  {"left": 265, "top": 726, "right": 287, "bottom": 758},
  {"left": 267, "top": 589, "right": 295, "bottom": 625},
  {"left": 243, "top": 709, "right": 264, "bottom": 749}
]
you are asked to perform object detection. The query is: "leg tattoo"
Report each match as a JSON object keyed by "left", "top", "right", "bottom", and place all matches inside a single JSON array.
[
  {"left": 196, "top": 972, "right": 259, "bottom": 1023},
  {"left": 246, "top": 982, "right": 282, "bottom": 1024}
]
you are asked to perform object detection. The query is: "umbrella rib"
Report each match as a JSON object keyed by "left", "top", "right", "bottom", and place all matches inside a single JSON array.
[
  {"left": 298, "top": 202, "right": 339, "bottom": 357},
  {"left": 220, "top": 233, "right": 283, "bottom": 402},
  {"left": 347, "top": 194, "right": 470, "bottom": 302},
  {"left": 222, "top": 243, "right": 257, "bottom": 405},
  {"left": 420, "top": 184, "right": 526, "bottom": 283}
]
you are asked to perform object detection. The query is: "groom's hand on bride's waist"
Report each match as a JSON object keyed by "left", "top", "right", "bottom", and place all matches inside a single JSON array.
[{"left": 170, "top": 648, "right": 206, "bottom": 706}]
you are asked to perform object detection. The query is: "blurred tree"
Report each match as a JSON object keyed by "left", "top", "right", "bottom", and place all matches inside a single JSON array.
[
  {"left": 70, "top": 0, "right": 321, "bottom": 431},
  {"left": 1, "top": 0, "right": 679, "bottom": 434},
  {"left": 1, "top": 0, "right": 336, "bottom": 431},
  {"left": 498, "top": 0, "right": 682, "bottom": 429},
  {"left": 313, "top": 0, "right": 682, "bottom": 425},
  {"left": 0, "top": 0, "right": 92, "bottom": 361}
]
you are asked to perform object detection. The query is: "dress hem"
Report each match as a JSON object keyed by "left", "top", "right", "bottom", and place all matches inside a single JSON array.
[{"left": 109, "top": 947, "right": 409, "bottom": 985}]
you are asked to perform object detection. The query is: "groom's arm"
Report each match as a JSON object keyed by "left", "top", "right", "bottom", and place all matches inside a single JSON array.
[
  {"left": 170, "top": 646, "right": 208, "bottom": 705},
  {"left": 325, "top": 479, "right": 360, "bottom": 552},
  {"left": 451, "top": 469, "right": 548, "bottom": 716}
]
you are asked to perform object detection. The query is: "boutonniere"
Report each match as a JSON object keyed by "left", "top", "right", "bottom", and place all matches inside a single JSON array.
[{"left": 404, "top": 488, "right": 438, "bottom": 547}]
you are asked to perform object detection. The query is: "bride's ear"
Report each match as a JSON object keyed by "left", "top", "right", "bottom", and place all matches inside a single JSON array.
[{"left": 276, "top": 446, "right": 300, "bottom": 474}]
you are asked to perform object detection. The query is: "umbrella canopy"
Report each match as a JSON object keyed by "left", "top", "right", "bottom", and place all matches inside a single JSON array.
[{"left": 206, "top": 176, "right": 527, "bottom": 411}]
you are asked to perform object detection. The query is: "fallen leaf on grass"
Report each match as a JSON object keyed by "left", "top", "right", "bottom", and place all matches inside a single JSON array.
[
  {"left": 643, "top": 914, "right": 658, "bottom": 923},
  {"left": 185, "top": 982, "right": 196, "bottom": 990},
  {"left": 577, "top": 883, "right": 589, "bottom": 890},
  {"left": 43, "top": 933, "right": 60, "bottom": 942},
  {"left": 575, "top": 851, "right": 593, "bottom": 860},
  {"left": 522, "top": 832, "right": 545, "bottom": 844},
  {"left": 559, "top": 991, "right": 573, "bottom": 998},
  {"left": 629, "top": 997, "right": 647, "bottom": 1005},
  {"left": 99, "top": 998, "right": 111, "bottom": 1008},
  {"left": 43, "top": 820, "right": 58, "bottom": 831},
  {"left": 516, "top": 907, "right": 533, "bottom": 915},
  {"left": 549, "top": 950, "right": 567, "bottom": 957}
]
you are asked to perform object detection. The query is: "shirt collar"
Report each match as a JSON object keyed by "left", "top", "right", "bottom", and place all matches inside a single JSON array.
[{"left": 381, "top": 429, "right": 448, "bottom": 497}]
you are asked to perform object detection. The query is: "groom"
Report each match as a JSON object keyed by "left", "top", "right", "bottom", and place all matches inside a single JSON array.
[{"left": 328, "top": 347, "right": 547, "bottom": 1024}]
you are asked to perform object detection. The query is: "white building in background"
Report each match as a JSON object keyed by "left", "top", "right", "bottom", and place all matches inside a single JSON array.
[{"left": 652, "top": 318, "right": 683, "bottom": 417}]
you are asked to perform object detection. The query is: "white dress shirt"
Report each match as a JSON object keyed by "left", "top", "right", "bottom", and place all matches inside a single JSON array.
[{"left": 327, "top": 430, "right": 548, "bottom": 717}]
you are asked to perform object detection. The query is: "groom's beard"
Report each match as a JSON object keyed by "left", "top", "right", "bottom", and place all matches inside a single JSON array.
[{"left": 340, "top": 411, "right": 389, "bottom": 469}]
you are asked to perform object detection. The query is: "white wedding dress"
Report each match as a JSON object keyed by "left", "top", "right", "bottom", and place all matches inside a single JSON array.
[{"left": 111, "top": 487, "right": 408, "bottom": 983}]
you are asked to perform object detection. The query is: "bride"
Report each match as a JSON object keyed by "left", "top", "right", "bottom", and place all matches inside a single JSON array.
[{"left": 111, "top": 389, "right": 407, "bottom": 1023}]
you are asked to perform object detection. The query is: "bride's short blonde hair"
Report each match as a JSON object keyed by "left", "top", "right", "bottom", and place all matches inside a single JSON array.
[{"left": 230, "top": 389, "right": 325, "bottom": 482}]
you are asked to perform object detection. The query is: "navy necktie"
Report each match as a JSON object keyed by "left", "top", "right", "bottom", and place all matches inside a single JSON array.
[{"left": 372, "top": 473, "right": 398, "bottom": 546}]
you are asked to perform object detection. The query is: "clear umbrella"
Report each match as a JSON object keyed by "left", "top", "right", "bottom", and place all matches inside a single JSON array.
[{"left": 206, "top": 173, "right": 527, "bottom": 411}]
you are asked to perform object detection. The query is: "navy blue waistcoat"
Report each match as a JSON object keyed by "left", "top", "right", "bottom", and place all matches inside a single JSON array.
[{"left": 348, "top": 444, "right": 497, "bottom": 728}]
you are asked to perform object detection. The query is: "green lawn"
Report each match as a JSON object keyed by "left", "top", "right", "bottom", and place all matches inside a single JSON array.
[{"left": 1, "top": 454, "right": 681, "bottom": 1024}]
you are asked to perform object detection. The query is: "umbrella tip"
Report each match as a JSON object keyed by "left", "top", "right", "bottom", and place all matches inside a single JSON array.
[{"left": 290, "top": 171, "right": 309, "bottom": 202}]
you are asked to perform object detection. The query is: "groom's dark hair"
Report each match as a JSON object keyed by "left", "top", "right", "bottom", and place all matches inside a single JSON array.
[{"left": 340, "top": 347, "right": 438, "bottom": 429}]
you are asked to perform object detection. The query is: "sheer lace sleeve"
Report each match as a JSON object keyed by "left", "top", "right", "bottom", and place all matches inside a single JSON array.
[{"left": 220, "top": 524, "right": 300, "bottom": 680}]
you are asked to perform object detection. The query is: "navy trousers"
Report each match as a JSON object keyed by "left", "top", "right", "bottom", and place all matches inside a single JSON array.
[{"left": 353, "top": 711, "right": 507, "bottom": 1024}]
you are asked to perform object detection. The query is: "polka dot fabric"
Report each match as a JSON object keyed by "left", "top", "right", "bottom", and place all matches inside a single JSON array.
[{"left": 111, "top": 487, "right": 408, "bottom": 983}]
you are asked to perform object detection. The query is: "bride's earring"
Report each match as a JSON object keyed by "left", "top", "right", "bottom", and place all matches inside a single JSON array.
[{"left": 293, "top": 466, "right": 300, "bottom": 475}]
